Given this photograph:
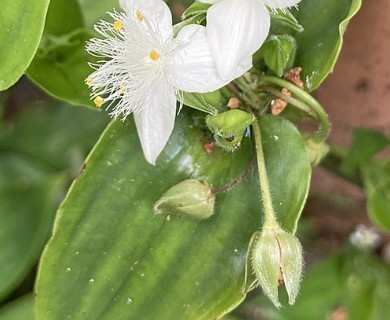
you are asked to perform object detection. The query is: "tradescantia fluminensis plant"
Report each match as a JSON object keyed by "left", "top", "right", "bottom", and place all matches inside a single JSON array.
[{"left": 5, "top": 0, "right": 389, "bottom": 319}]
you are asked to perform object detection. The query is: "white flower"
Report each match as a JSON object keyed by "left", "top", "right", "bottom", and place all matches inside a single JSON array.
[
  {"left": 199, "top": 0, "right": 302, "bottom": 80},
  {"left": 86, "top": 0, "right": 248, "bottom": 164}
]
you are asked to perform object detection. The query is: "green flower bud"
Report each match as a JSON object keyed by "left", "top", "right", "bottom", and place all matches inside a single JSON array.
[
  {"left": 251, "top": 228, "right": 303, "bottom": 308},
  {"left": 154, "top": 179, "right": 215, "bottom": 220},
  {"left": 206, "top": 109, "right": 255, "bottom": 152},
  {"left": 305, "top": 138, "right": 329, "bottom": 165},
  {"left": 258, "top": 35, "right": 297, "bottom": 77}
]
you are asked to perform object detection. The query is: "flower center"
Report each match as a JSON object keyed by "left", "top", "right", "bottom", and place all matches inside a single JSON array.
[{"left": 149, "top": 49, "right": 160, "bottom": 61}]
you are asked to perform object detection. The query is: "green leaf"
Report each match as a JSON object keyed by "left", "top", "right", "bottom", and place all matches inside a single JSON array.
[
  {"left": 0, "top": 154, "right": 64, "bottom": 302},
  {"left": 78, "top": 0, "right": 119, "bottom": 28},
  {"left": 0, "top": 295, "right": 34, "bottom": 320},
  {"left": 341, "top": 128, "right": 389, "bottom": 175},
  {"left": 173, "top": 13, "right": 206, "bottom": 37},
  {"left": 0, "top": 103, "right": 108, "bottom": 300},
  {"left": 27, "top": 29, "right": 96, "bottom": 108},
  {"left": 44, "top": 0, "right": 84, "bottom": 36},
  {"left": 259, "top": 116, "right": 311, "bottom": 232},
  {"left": 182, "top": 91, "right": 221, "bottom": 115},
  {"left": 362, "top": 160, "right": 390, "bottom": 231},
  {"left": 344, "top": 250, "right": 390, "bottom": 320},
  {"left": 35, "top": 113, "right": 310, "bottom": 319},
  {"left": 26, "top": 0, "right": 95, "bottom": 107},
  {"left": 294, "top": 0, "right": 362, "bottom": 91},
  {"left": 182, "top": 1, "right": 211, "bottom": 19},
  {"left": 0, "top": 104, "right": 108, "bottom": 171},
  {"left": 0, "top": 0, "right": 50, "bottom": 90},
  {"left": 270, "top": 9, "right": 304, "bottom": 33}
]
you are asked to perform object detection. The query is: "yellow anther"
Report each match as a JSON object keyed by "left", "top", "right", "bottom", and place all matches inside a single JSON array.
[
  {"left": 94, "top": 96, "right": 104, "bottom": 107},
  {"left": 86, "top": 77, "right": 94, "bottom": 84},
  {"left": 149, "top": 49, "right": 159, "bottom": 61},
  {"left": 113, "top": 20, "right": 123, "bottom": 31},
  {"left": 119, "top": 84, "right": 125, "bottom": 94},
  {"left": 136, "top": 11, "right": 144, "bottom": 22}
]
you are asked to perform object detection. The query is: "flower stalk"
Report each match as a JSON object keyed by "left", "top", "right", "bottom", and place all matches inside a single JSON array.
[
  {"left": 252, "top": 119, "right": 279, "bottom": 229},
  {"left": 259, "top": 75, "right": 331, "bottom": 143}
]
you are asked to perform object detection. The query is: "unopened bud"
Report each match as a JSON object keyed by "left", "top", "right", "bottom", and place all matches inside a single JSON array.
[
  {"left": 305, "top": 138, "right": 329, "bottom": 165},
  {"left": 206, "top": 109, "right": 255, "bottom": 152},
  {"left": 251, "top": 228, "right": 303, "bottom": 308},
  {"left": 154, "top": 179, "right": 215, "bottom": 220}
]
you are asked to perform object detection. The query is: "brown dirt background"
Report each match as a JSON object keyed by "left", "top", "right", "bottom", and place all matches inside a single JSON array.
[{"left": 307, "top": 0, "right": 390, "bottom": 252}]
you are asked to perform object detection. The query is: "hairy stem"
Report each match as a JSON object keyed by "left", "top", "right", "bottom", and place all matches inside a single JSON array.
[{"left": 252, "top": 120, "right": 279, "bottom": 228}]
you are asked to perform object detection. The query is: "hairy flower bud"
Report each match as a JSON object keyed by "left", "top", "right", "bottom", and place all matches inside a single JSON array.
[
  {"left": 206, "top": 109, "right": 255, "bottom": 151},
  {"left": 251, "top": 228, "right": 303, "bottom": 308},
  {"left": 154, "top": 179, "right": 215, "bottom": 219}
]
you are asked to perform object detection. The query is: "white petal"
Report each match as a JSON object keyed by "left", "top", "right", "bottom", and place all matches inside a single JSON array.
[
  {"left": 172, "top": 25, "right": 249, "bottom": 93},
  {"left": 206, "top": 0, "right": 270, "bottom": 80},
  {"left": 120, "top": 0, "right": 173, "bottom": 41},
  {"left": 133, "top": 84, "right": 177, "bottom": 165},
  {"left": 261, "top": 0, "right": 302, "bottom": 10},
  {"left": 197, "top": 0, "right": 220, "bottom": 4}
]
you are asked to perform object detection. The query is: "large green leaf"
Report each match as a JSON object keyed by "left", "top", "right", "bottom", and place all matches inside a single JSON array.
[
  {"left": 27, "top": 0, "right": 94, "bottom": 107},
  {"left": 0, "top": 104, "right": 108, "bottom": 171},
  {"left": 36, "top": 113, "right": 310, "bottom": 319},
  {"left": 341, "top": 128, "right": 389, "bottom": 175},
  {"left": 294, "top": 0, "right": 362, "bottom": 91},
  {"left": 27, "top": 29, "right": 96, "bottom": 108},
  {"left": 44, "top": 0, "right": 84, "bottom": 35},
  {"left": 0, "top": 295, "right": 34, "bottom": 320},
  {"left": 362, "top": 160, "right": 390, "bottom": 231},
  {"left": 78, "top": 0, "right": 119, "bottom": 28},
  {"left": 0, "top": 154, "right": 64, "bottom": 302},
  {"left": 0, "top": 0, "right": 50, "bottom": 90},
  {"left": 0, "top": 103, "right": 107, "bottom": 301}
]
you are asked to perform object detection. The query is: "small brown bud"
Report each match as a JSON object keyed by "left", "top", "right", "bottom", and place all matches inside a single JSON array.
[
  {"left": 285, "top": 67, "right": 304, "bottom": 89},
  {"left": 227, "top": 97, "right": 240, "bottom": 109},
  {"left": 203, "top": 141, "right": 215, "bottom": 154},
  {"left": 271, "top": 88, "right": 291, "bottom": 116}
]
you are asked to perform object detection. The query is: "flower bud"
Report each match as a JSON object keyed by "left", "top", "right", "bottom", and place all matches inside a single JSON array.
[
  {"left": 251, "top": 228, "right": 303, "bottom": 308},
  {"left": 305, "top": 138, "right": 329, "bottom": 165},
  {"left": 258, "top": 35, "right": 297, "bottom": 77},
  {"left": 154, "top": 179, "right": 215, "bottom": 220},
  {"left": 206, "top": 109, "right": 255, "bottom": 152}
]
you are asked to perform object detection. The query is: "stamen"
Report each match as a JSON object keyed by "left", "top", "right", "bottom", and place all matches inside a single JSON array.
[
  {"left": 149, "top": 49, "right": 159, "bottom": 61},
  {"left": 136, "top": 11, "right": 144, "bottom": 22},
  {"left": 86, "top": 77, "right": 94, "bottom": 84},
  {"left": 113, "top": 20, "right": 123, "bottom": 30},
  {"left": 119, "top": 84, "right": 125, "bottom": 94},
  {"left": 94, "top": 96, "right": 104, "bottom": 107}
]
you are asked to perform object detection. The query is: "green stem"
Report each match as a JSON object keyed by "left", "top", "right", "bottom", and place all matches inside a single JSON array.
[
  {"left": 234, "top": 77, "right": 258, "bottom": 107},
  {"left": 252, "top": 120, "right": 279, "bottom": 228},
  {"left": 260, "top": 76, "right": 331, "bottom": 143}
]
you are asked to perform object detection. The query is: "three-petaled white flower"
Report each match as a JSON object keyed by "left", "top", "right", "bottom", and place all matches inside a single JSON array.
[
  {"left": 199, "top": 0, "right": 302, "bottom": 80},
  {"left": 86, "top": 0, "right": 248, "bottom": 164}
]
